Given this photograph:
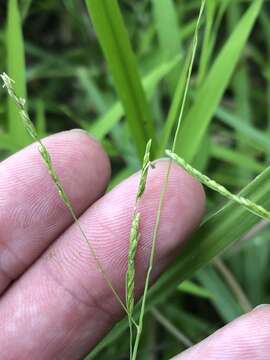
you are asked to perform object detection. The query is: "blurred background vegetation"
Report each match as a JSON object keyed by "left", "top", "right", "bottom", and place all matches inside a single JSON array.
[{"left": 1, "top": 0, "right": 270, "bottom": 359}]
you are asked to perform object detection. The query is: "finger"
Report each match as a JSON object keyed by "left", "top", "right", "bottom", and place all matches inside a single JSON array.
[
  {"left": 174, "top": 306, "right": 270, "bottom": 360},
  {"left": 0, "top": 161, "right": 205, "bottom": 359},
  {"left": 0, "top": 130, "right": 110, "bottom": 294}
]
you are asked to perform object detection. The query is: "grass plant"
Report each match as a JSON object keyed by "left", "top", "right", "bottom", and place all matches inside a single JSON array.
[{"left": 1, "top": 1, "right": 270, "bottom": 359}]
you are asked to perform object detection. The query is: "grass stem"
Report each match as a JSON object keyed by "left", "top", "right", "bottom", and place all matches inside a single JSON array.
[
  {"left": 166, "top": 149, "right": 270, "bottom": 221},
  {"left": 131, "top": 2, "right": 206, "bottom": 359},
  {"left": 1, "top": 72, "right": 128, "bottom": 315}
]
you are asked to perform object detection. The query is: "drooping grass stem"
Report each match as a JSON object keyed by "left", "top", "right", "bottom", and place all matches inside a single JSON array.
[
  {"left": 166, "top": 149, "right": 270, "bottom": 221},
  {"left": 1, "top": 72, "right": 128, "bottom": 315}
]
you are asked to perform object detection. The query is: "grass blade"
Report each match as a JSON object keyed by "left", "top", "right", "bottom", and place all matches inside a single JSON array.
[
  {"left": 85, "top": 0, "right": 157, "bottom": 159},
  {"left": 89, "top": 55, "right": 181, "bottom": 140},
  {"left": 6, "top": 0, "right": 30, "bottom": 147},
  {"left": 196, "top": 266, "right": 243, "bottom": 322},
  {"left": 152, "top": 0, "right": 182, "bottom": 61},
  {"left": 0, "top": 133, "right": 17, "bottom": 152},
  {"left": 157, "top": 0, "right": 205, "bottom": 156},
  {"left": 175, "top": 0, "right": 262, "bottom": 163},
  {"left": 21, "top": 0, "right": 33, "bottom": 21},
  {"left": 210, "top": 142, "right": 264, "bottom": 174},
  {"left": 35, "top": 100, "right": 47, "bottom": 138},
  {"left": 151, "top": 0, "right": 181, "bottom": 91},
  {"left": 197, "top": 0, "right": 217, "bottom": 85},
  {"left": 216, "top": 106, "right": 270, "bottom": 153},
  {"left": 178, "top": 280, "right": 213, "bottom": 300}
]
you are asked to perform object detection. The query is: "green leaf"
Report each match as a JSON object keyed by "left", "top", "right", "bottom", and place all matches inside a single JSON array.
[
  {"left": 158, "top": 51, "right": 193, "bottom": 156},
  {"left": 178, "top": 280, "right": 213, "bottom": 300},
  {"left": 197, "top": 266, "right": 243, "bottom": 322},
  {"left": 151, "top": 0, "right": 181, "bottom": 90},
  {"left": 216, "top": 106, "right": 270, "bottom": 154},
  {"left": 0, "top": 133, "right": 17, "bottom": 152},
  {"left": 21, "top": 0, "right": 33, "bottom": 21},
  {"left": 175, "top": 0, "right": 262, "bottom": 162},
  {"left": 158, "top": 3, "right": 205, "bottom": 156},
  {"left": 6, "top": 0, "right": 30, "bottom": 147},
  {"left": 152, "top": 0, "right": 181, "bottom": 60},
  {"left": 89, "top": 55, "right": 180, "bottom": 140},
  {"left": 242, "top": 234, "right": 270, "bottom": 305},
  {"left": 86, "top": 0, "right": 157, "bottom": 160},
  {"left": 76, "top": 67, "right": 107, "bottom": 116},
  {"left": 210, "top": 142, "right": 265, "bottom": 174},
  {"left": 35, "top": 100, "right": 47, "bottom": 138},
  {"left": 197, "top": 0, "right": 217, "bottom": 85}
]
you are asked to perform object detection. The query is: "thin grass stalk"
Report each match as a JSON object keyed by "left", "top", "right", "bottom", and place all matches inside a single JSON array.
[
  {"left": 150, "top": 307, "right": 193, "bottom": 348},
  {"left": 131, "top": 2, "right": 206, "bottom": 359},
  {"left": 213, "top": 258, "right": 252, "bottom": 313},
  {"left": 1, "top": 72, "right": 128, "bottom": 315}
]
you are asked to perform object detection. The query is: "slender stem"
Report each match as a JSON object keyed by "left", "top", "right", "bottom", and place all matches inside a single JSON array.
[
  {"left": 172, "top": 0, "right": 206, "bottom": 153},
  {"left": 150, "top": 307, "right": 193, "bottom": 348},
  {"left": 131, "top": 163, "right": 172, "bottom": 360},
  {"left": 166, "top": 150, "right": 270, "bottom": 221},
  {"left": 131, "top": 3, "right": 206, "bottom": 359},
  {"left": 213, "top": 258, "right": 252, "bottom": 312},
  {"left": 1, "top": 72, "right": 128, "bottom": 315}
]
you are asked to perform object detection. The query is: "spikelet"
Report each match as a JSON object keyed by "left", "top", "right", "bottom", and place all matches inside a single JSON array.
[
  {"left": 166, "top": 150, "right": 270, "bottom": 221},
  {"left": 126, "top": 139, "right": 152, "bottom": 318}
]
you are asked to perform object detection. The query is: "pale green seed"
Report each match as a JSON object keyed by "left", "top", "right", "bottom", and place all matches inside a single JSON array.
[{"left": 166, "top": 149, "right": 270, "bottom": 221}]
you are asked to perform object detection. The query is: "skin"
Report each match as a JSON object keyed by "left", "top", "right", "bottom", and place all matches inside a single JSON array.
[{"left": 0, "top": 130, "right": 269, "bottom": 360}]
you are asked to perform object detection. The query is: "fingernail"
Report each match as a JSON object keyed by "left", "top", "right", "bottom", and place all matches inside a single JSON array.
[
  {"left": 151, "top": 157, "right": 169, "bottom": 165},
  {"left": 70, "top": 128, "right": 97, "bottom": 141},
  {"left": 70, "top": 128, "right": 89, "bottom": 135},
  {"left": 253, "top": 304, "right": 269, "bottom": 311}
]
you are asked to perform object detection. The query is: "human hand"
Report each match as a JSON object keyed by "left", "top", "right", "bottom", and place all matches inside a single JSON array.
[{"left": 0, "top": 131, "right": 268, "bottom": 359}]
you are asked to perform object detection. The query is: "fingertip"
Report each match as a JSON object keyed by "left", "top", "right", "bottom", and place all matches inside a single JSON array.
[
  {"left": 252, "top": 304, "right": 270, "bottom": 312},
  {"left": 175, "top": 304, "right": 270, "bottom": 359},
  {"left": 55, "top": 129, "right": 111, "bottom": 183}
]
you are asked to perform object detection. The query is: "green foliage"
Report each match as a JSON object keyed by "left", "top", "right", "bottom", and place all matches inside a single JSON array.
[
  {"left": 1, "top": 1, "right": 270, "bottom": 359},
  {"left": 6, "top": 0, "right": 30, "bottom": 147},
  {"left": 89, "top": 55, "right": 180, "bottom": 141},
  {"left": 151, "top": 0, "right": 182, "bottom": 91},
  {"left": 176, "top": 0, "right": 262, "bottom": 162},
  {"left": 167, "top": 149, "right": 270, "bottom": 220},
  {"left": 86, "top": 0, "right": 157, "bottom": 160}
]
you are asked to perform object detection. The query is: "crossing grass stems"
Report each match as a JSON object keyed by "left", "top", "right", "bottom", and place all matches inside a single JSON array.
[{"left": 2, "top": 1, "right": 270, "bottom": 359}]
